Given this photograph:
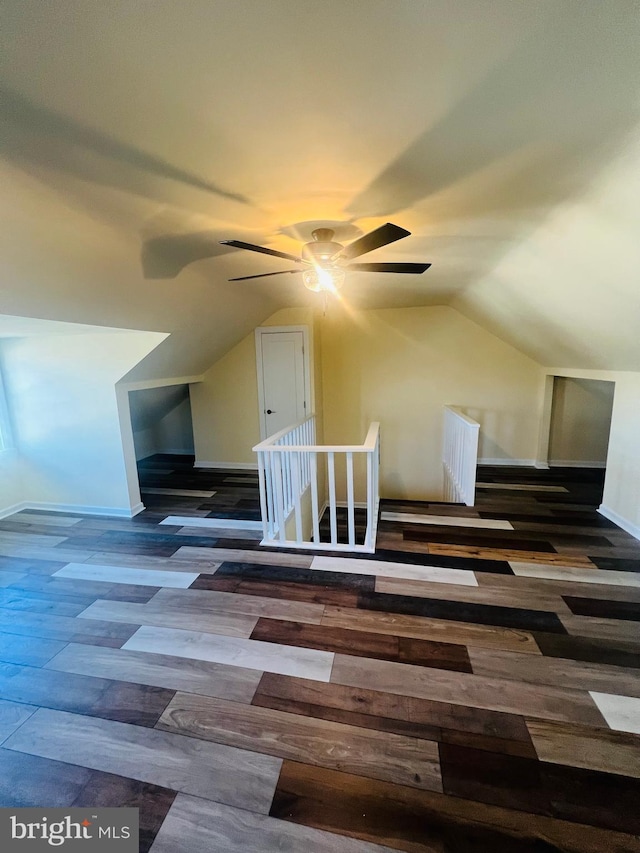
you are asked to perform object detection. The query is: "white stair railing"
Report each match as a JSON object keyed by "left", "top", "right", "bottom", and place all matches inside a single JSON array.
[
  {"left": 253, "top": 416, "right": 380, "bottom": 552},
  {"left": 443, "top": 406, "right": 480, "bottom": 505}
]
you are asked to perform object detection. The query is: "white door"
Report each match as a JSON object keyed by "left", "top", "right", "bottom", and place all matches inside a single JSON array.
[{"left": 256, "top": 329, "right": 308, "bottom": 438}]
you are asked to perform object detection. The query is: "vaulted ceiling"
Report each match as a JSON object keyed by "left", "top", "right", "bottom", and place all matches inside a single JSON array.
[{"left": 1, "top": 0, "right": 639, "bottom": 376}]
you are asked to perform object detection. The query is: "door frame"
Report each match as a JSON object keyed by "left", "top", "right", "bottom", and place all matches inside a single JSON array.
[{"left": 255, "top": 325, "right": 313, "bottom": 440}]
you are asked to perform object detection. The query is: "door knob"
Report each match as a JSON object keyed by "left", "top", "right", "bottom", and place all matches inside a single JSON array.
[{"left": 266, "top": 409, "right": 276, "bottom": 414}]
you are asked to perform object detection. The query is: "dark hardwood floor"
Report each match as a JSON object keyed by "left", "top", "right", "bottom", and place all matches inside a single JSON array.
[{"left": 0, "top": 456, "right": 639, "bottom": 852}]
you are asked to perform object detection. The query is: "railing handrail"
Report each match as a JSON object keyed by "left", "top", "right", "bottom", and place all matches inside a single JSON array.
[
  {"left": 254, "top": 420, "right": 380, "bottom": 454},
  {"left": 444, "top": 406, "right": 480, "bottom": 429},
  {"left": 253, "top": 415, "right": 313, "bottom": 451}
]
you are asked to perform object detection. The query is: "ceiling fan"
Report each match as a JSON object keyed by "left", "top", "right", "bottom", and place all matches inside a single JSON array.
[{"left": 220, "top": 222, "right": 431, "bottom": 292}]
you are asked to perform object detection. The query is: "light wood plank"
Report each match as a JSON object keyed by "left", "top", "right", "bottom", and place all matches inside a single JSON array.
[
  {"left": 381, "top": 511, "right": 514, "bottom": 530},
  {"left": 0, "top": 572, "right": 26, "bottom": 588},
  {"left": 161, "top": 516, "right": 263, "bottom": 531},
  {"left": 331, "top": 654, "right": 606, "bottom": 726},
  {"left": 0, "top": 699, "right": 37, "bottom": 745},
  {"left": 45, "top": 643, "right": 262, "bottom": 703},
  {"left": 152, "top": 587, "right": 325, "bottom": 624},
  {"left": 322, "top": 605, "right": 542, "bottom": 654},
  {"left": 375, "top": 576, "right": 569, "bottom": 613},
  {"left": 158, "top": 692, "right": 442, "bottom": 792},
  {"left": 172, "top": 546, "right": 313, "bottom": 568},
  {"left": 311, "top": 556, "right": 478, "bottom": 586},
  {"left": 468, "top": 647, "right": 640, "bottom": 698},
  {"left": 560, "top": 614, "right": 640, "bottom": 643},
  {"left": 150, "top": 794, "right": 398, "bottom": 853},
  {"left": 527, "top": 718, "right": 640, "bottom": 778},
  {"left": 9, "top": 513, "right": 82, "bottom": 527},
  {"left": 4, "top": 707, "right": 281, "bottom": 813},
  {"left": 53, "top": 562, "right": 199, "bottom": 588},
  {"left": 124, "top": 625, "right": 334, "bottom": 681},
  {"left": 589, "top": 692, "right": 640, "bottom": 734},
  {"left": 77, "top": 599, "right": 258, "bottom": 638},
  {"left": 511, "top": 562, "right": 640, "bottom": 587}
]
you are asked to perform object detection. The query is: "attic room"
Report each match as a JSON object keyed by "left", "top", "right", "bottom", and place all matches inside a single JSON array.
[{"left": 0, "top": 2, "right": 639, "bottom": 851}]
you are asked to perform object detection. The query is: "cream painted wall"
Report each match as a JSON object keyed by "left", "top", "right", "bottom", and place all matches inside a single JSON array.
[
  {"left": 320, "top": 305, "right": 545, "bottom": 500},
  {"left": 548, "top": 377, "right": 614, "bottom": 466},
  {"left": 603, "top": 373, "right": 640, "bottom": 537},
  {"left": 191, "top": 308, "right": 319, "bottom": 465},
  {"left": 0, "top": 330, "right": 165, "bottom": 514},
  {"left": 547, "top": 367, "right": 640, "bottom": 539}
]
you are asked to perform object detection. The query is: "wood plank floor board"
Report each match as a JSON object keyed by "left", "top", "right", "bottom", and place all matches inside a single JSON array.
[
  {"left": 374, "top": 575, "right": 570, "bottom": 613},
  {"left": 563, "top": 595, "right": 640, "bottom": 620},
  {"left": 0, "top": 661, "right": 175, "bottom": 727},
  {"left": 357, "top": 589, "right": 568, "bottom": 634},
  {"left": 381, "top": 511, "right": 514, "bottom": 530},
  {"left": 526, "top": 718, "right": 640, "bottom": 778},
  {"left": 311, "top": 555, "right": 478, "bottom": 586},
  {"left": 331, "top": 655, "right": 606, "bottom": 725},
  {"left": 468, "top": 647, "right": 640, "bottom": 697},
  {"left": 589, "top": 692, "right": 640, "bottom": 735},
  {"left": 271, "top": 760, "right": 640, "bottom": 853},
  {"left": 213, "top": 560, "right": 377, "bottom": 590},
  {"left": 533, "top": 631, "right": 640, "bottom": 670},
  {"left": 0, "top": 698, "right": 36, "bottom": 745},
  {"left": 53, "top": 562, "right": 200, "bottom": 588},
  {"left": 157, "top": 692, "right": 443, "bottom": 792},
  {"left": 322, "top": 605, "right": 543, "bottom": 654},
  {"left": 0, "top": 747, "right": 94, "bottom": 807},
  {"left": 76, "top": 599, "right": 259, "bottom": 638},
  {"left": 249, "top": 618, "right": 472, "bottom": 672},
  {"left": 45, "top": 643, "right": 262, "bottom": 703},
  {"left": 438, "top": 741, "right": 640, "bottom": 835},
  {"left": 252, "top": 674, "right": 536, "bottom": 758},
  {"left": 172, "top": 545, "right": 313, "bottom": 568},
  {"left": 511, "top": 562, "right": 640, "bottom": 587},
  {"left": 150, "top": 586, "right": 325, "bottom": 624},
  {"left": 0, "top": 631, "right": 68, "bottom": 667},
  {"left": 123, "top": 625, "right": 335, "bottom": 681},
  {"left": 196, "top": 577, "right": 362, "bottom": 607},
  {"left": 71, "top": 775, "right": 176, "bottom": 853},
  {"left": 4, "top": 707, "right": 282, "bottom": 813},
  {"left": 150, "top": 793, "right": 399, "bottom": 853},
  {"left": 0, "top": 607, "right": 140, "bottom": 646}
]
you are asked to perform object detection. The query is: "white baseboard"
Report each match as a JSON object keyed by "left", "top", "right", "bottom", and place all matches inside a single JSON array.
[
  {"left": 194, "top": 460, "right": 258, "bottom": 470},
  {"left": 1, "top": 500, "right": 145, "bottom": 519},
  {"left": 534, "top": 461, "right": 550, "bottom": 469},
  {"left": 0, "top": 501, "right": 29, "bottom": 520},
  {"left": 477, "top": 458, "right": 537, "bottom": 466},
  {"left": 598, "top": 504, "right": 640, "bottom": 541},
  {"left": 549, "top": 460, "right": 607, "bottom": 469}
]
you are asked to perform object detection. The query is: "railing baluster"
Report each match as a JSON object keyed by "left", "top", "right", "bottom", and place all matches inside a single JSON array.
[
  {"left": 328, "top": 450, "right": 337, "bottom": 545},
  {"left": 292, "top": 452, "right": 303, "bottom": 543},
  {"left": 257, "top": 450, "right": 268, "bottom": 542},
  {"left": 365, "top": 445, "right": 373, "bottom": 549},
  {"left": 273, "top": 451, "right": 286, "bottom": 542},
  {"left": 346, "top": 450, "right": 355, "bottom": 547},
  {"left": 265, "top": 451, "right": 275, "bottom": 537},
  {"left": 310, "top": 451, "right": 320, "bottom": 543}
]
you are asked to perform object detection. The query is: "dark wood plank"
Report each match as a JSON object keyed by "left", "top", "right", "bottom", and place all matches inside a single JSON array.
[
  {"left": 253, "top": 673, "right": 535, "bottom": 758},
  {"left": 439, "top": 742, "right": 640, "bottom": 835},
  {"left": 563, "top": 596, "right": 640, "bottom": 621},
  {"left": 250, "top": 617, "right": 472, "bottom": 672},
  {"left": 0, "top": 662, "right": 174, "bottom": 726},
  {"left": 357, "top": 590, "right": 568, "bottom": 634},
  {"left": 72, "top": 775, "right": 176, "bottom": 853},
  {"left": 271, "top": 760, "right": 640, "bottom": 853},
  {"left": 533, "top": 631, "right": 640, "bottom": 669}
]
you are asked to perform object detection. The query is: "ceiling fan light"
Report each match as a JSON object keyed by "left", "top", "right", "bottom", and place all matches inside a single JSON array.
[{"left": 302, "top": 267, "right": 345, "bottom": 293}]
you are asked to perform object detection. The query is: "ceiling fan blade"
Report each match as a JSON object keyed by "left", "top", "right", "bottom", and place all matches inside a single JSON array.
[
  {"left": 346, "top": 262, "right": 432, "bottom": 274},
  {"left": 228, "top": 269, "right": 301, "bottom": 281},
  {"left": 220, "top": 239, "right": 302, "bottom": 263},
  {"left": 339, "top": 222, "right": 411, "bottom": 260}
]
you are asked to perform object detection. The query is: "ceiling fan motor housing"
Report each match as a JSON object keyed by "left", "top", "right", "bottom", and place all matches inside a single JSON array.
[{"left": 301, "top": 229, "right": 344, "bottom": 266}]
